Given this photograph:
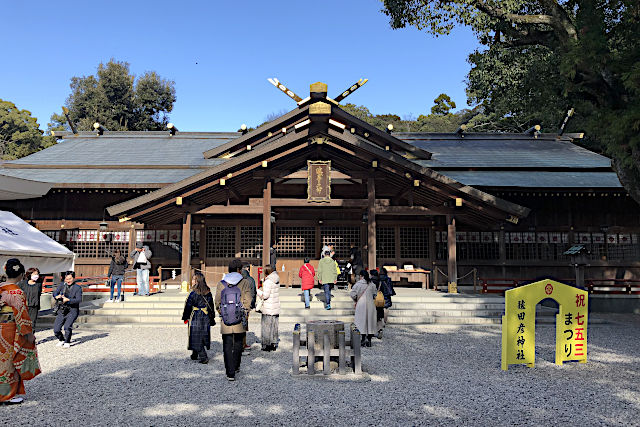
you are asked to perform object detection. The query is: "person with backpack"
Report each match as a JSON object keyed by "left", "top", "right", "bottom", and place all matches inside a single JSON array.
[
  {"left": 182, "top": 272, "right": 215, "bottom": 364},
  {"left": 215, "top": 259, "right": 252, "bottom": 381},
  {"left": 298, "top": 258, "right": 315, "bottom": 309},
  {"left": 256, "top": 266, "right": 281, "bottom": 351}
]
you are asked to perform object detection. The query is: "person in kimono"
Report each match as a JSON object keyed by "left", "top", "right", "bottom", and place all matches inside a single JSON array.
[
  {"left": 0, "top": 258, "right": 41, "bottom": 404},
  {"left": 182, "top": 272, "right": 215, "bottom": 364},
  {"left": 350, "top": 269, "right": 377, "bottom": 347}
]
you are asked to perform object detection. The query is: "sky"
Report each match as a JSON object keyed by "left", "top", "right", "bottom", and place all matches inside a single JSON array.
[{"left": 1, "top": 0, "right": 481, "bottom": 132}]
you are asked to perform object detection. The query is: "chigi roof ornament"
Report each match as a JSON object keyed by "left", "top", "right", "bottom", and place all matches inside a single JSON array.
[{"left": 266, "top": 78, "right": 368, "bottom": 106}]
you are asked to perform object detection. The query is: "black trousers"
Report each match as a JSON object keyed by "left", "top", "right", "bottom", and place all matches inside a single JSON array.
[
  {"left": 222, "top": 332, "right": 245, "bottom": 378},
  {"left": 27, "top": 306, "right": 39, "bottom": 330},
  {"left": 53, "top": 308, "right": 79, "bottom": 343}
]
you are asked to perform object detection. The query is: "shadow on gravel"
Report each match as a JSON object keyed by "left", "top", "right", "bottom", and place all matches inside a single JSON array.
[{"left": 4, "top": 320, "right": 640, "bottom": 426}]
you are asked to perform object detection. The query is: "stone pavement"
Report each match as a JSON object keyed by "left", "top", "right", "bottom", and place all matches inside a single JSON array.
[{"left": 5, "top": 314, "right": 640, "bottom": 426}]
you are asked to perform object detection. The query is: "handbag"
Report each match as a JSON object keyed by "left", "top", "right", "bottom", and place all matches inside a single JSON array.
[
  {"left": 255, "top": 297, "right": 264, "bottom": 313},
  {"left": 374, "top": 284, "right": 385, "bottom": 308}
]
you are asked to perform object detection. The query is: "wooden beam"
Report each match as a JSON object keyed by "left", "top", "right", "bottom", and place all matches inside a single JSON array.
[
  {"left": 181, "top": 213, "right": 192, "bottom": 285},
  {"left": 262, "top": 181, "right": 272, "bottom": 267},
  {"left": 376, "top": 206, "right": 454, "bottom": 215},
  {"left": 367, "top": 177, "right": 376, "bottom": 269},
  {"left": 196, "top": 205, "right": 263, "bottom": 215},
  {"left": 249, "top": 198, "right": 391, "bottom": 208},
  {"left": 447, "top": 216, "right": 457, "bottom": 293}
]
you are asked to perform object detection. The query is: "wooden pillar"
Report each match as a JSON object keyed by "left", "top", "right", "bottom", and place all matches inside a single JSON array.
[
  {"left": 367, "top": 177, "right": 376, "bottom": 269},
  {"left": 262, "top": 181, "right": 272, "bottom": 267},
  {"left": 447, "top": 215, "right": 458, "bottom": 293},
  {"left": 181, "top": 213, "right": 192, "bottom": 284},
  {"left": 428, "top": 222, "right": 436, "bottom": 289}
]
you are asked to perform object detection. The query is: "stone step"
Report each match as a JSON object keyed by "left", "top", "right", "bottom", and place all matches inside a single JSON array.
[
  {"left": 391, "top": 303, "right": 505, "bottom": 310},
  {"left": 84, "top": 308, "right": 356, "bottom": 317}
]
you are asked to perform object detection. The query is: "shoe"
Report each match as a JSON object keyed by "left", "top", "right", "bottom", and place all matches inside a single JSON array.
[
  {"left": 325, "top": 305, "right": 331, "bottom": 310},
  {"left": 377, "top": 329, "right": 383, "bottom": 339},
  {"left": 7, "top": 397, "right": 24, "bottom": 404},
  {"left": 56, "top": 341, "right": 65, "bottom": 347},
  {"left": 199, "top": 359, "right": 209, "bottom": 364},
  {"left": 62, "top": 342, "right": 71, "bottom": 349},
  {"left": 190, "top": 352, "right": 198, "bottom": 360},
  {"left": 366, "top": 339, "right": 372, "bottom": 347},
  {"left": 304, "top": 306, "right": 310, "bottom": 310},
  {"left": 242, "top": 351, "right": 250, "bottom": 356},
  {"left": 227, "top": 376, "right": 235, "bottom": 381},
  {"left": 106, "top": 299, "right": 113, "bottom": 303}
]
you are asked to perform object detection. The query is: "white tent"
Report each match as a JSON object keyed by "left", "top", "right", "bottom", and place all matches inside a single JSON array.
[{"left": 0, "top": 211, "right": 75, "bottom": 274}]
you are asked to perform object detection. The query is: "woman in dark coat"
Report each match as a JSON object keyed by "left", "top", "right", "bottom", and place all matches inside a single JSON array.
[
  {"left": 182, "top": 272, "right": 215, "bottom": 364},
  {"left": 17, "top": 268, "right": 42, "bottom": 329}
]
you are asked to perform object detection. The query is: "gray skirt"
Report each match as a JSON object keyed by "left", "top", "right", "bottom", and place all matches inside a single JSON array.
[{"left": 261, "top": 314, "right": 279, "bottom": 347}]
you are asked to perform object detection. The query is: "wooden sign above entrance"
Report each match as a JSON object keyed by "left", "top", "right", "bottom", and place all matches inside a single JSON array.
[{"left": 307, "top": 160, "right": 331, "bottom": 202}]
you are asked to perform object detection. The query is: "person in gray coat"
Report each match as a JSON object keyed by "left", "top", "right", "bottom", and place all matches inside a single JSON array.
[{"left": 130, "top": 242, "right": 152, "bottom": 296}]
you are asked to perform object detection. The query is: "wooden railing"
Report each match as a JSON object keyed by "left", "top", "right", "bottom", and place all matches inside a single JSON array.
[
  {"left": 480, "top": 277, "right": 640, "bottom": 295},
  {"left": 42, "top": 273, "right": 161, "bottom": 294}
]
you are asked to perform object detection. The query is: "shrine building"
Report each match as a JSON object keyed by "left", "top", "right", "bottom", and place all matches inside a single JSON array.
[{"left": 0, "top": 82, "right": 637, "bottom": 288}]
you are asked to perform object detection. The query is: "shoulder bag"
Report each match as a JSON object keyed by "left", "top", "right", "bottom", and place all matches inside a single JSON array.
[{"left": 374, "top": 283, "right": 385, "bottom": 308}]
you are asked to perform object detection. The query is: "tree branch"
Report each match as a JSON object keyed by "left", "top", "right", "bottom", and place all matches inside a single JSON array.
[{"left": 471, "top": 0, "right": 554, "bottom": 26}]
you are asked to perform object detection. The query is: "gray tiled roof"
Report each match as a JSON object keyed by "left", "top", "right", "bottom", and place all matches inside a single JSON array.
[
  {"left": 0, "top": 168, "right": 205, "bottom": 185},
  {"left": 440, "top": 171, "right": 622, "bottom": 188},
  {"left": 0, "top": 131, "right": 621, "bottom": 189},
  {"left": 396, "top": 134, "right": 611, "bottom": 168},
  {"left": 9, "top": 132, "right": 238, "bottom": 166}
]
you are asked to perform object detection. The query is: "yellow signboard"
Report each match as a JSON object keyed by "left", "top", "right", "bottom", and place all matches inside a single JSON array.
[{"left": 502, "top": 279, "right": 588, "bottom": 370}]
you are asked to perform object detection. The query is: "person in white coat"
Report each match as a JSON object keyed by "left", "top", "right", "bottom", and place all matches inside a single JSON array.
[
  {"left": 350, "top": 269, "right": 377, "bottom": 347},
  {"left": 256, "top": 266, "right": 280, "bottom": 352}
]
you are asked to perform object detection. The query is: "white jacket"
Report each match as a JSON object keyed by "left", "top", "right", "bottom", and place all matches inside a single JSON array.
[{"left": 257, "top": 272, "right": 281, "bottom": 316}]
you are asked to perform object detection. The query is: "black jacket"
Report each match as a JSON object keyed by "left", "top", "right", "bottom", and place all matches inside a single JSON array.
[
  {"left": 108, "top": 256, "right": 127, "bottom": 276},
  {"left": 53, "top": 282, "right": 83, "bottom": 309},
  {"left": 17, "top": 279, "right": 42, "bottom": 308}
]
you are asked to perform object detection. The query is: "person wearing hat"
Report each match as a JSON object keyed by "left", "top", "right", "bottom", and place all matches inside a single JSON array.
[{"left": 130, "top": 242, "right": 152, "bottom": 296}]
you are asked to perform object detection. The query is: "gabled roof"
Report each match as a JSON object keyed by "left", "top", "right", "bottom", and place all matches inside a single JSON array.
[{"left": 107, "top": 122, "right": 530, "bottom": 227}]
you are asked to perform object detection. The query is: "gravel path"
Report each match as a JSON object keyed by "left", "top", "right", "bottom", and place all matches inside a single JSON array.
[{"left": 4, "top": 314, "right": 640, "bottom": 426}]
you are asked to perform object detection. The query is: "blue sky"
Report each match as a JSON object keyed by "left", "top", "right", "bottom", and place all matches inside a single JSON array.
[{"left": 2, "top": 0, "right": 480, "bottom": 131}]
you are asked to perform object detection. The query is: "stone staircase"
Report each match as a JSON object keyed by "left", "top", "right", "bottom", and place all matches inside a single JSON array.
[{"left": 39, "top": 288, "right": 564, "bottom": 329}]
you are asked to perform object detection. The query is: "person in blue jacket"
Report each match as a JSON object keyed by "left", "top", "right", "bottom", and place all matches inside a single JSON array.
[{"left": 52, "top": 271, "right": 83, "bottom": 348}]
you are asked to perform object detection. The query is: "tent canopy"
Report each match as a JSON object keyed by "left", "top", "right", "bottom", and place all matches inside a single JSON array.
[{"left": 0, "top": 211, "right": 75, "bottom": 274}]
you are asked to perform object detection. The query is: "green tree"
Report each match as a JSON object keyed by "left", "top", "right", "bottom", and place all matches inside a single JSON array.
[
  {"left": 381, "top": 0, "right": 640, "bottom": 202},
  {"left": 431, "top": 93, "right": 457, "bottom": 115},
  {"left": 50, "top": 59, "right": 176, "bottom": 132},
  {"left": 0, "top": 99, "right": 54, "bottom": 160}
]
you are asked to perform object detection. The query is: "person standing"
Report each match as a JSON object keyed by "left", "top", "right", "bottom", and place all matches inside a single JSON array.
[
  {"left": 257, "top": 266, "right": 281, "bottom": 351},
  {"left": 269, "top": 242, "right": 277, "bottom": 271},
  {"left": 130, "top": 242, "right": 152, "bottom": 296},
  {"left": 107, "top": 250, "right": 127, "bottom": 302},
  {"left": 350, "top": 270, "right": 377, "bottom": 347},
  {"left": 379, "top": 267, "right": 396, "bottom": 328},
  {"left": 349, "top": 243, "right": 363, "bottom": 278},
  {"left": 17, "top": 267, "right": 42, "bottom": 329},
  {"left": 53, "top": 271, "right": 83, "bottom": 348},
  {"left": 241, "top": 264, "right": 257, "bottom": 355},
  {"left": 0, "top": 259, "right": 41, "bottom": 404},
  {"left": 182, "top": 272, "right": 215, "bottom": 364},
  {"left": 215, "top": 259, "right": 252, "bottom": 381},
  {"left": 298, "top": 258, "right": 315, "bottom": 309},
  {"left": 316, "top": 250, "right": 338, "bottom": 310}
]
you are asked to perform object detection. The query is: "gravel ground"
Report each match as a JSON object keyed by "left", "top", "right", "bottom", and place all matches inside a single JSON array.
[{"left": 4, "top": 314, "right": 640, "bottom": 426}]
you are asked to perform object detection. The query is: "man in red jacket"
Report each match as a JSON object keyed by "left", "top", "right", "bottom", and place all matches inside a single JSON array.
[{"left": 298, "top": 258, "right": 315, "bottom": 309}]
